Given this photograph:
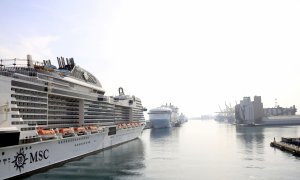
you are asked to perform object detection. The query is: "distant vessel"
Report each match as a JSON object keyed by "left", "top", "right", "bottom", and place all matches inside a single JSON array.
[
  {"left": 235, "top": 96, "right": 300, "bottom": 126},
  {"left": 178, "top": 113, "right": 188, "bottom": 124},
  {"left": 148, "top": 104, "right": 182, "bottom": 129},
  {"left": 0, "top": 55, "right": 146, "bottom": 179}
]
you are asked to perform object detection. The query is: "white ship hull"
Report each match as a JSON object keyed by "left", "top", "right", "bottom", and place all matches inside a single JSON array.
[{"left": 0, "top": 125, "right": 144, "bottom": 179}]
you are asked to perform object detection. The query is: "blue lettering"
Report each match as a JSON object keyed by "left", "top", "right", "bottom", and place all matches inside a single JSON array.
[
  {"left": 38, "top": 151, "right": 43, "bottom": 161},
  {"left": 43, "top": 149, "right": 49, "bottom": 159},
  {"left": 29, "top": 149, "right": 49, "bottom": 163},
  {"left": 30, "top": 152, "right": 38, "bottom": 163}
]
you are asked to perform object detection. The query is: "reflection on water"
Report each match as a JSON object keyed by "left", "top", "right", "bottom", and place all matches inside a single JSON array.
[
  {"left": 149, "top": 127, "right": 180, "bottom": 160},
  {"left": 236, "top": 126, "right": 265, "bottom": 155},
  {"left": 236, "top": 126, "right": 266, "bottom": 171},
  {"left": 150, "top": 128, "right": 172, "bottom": 139},
  {"left": 236, "top": 126, "right": 265, "bottom": 145},
  {"left": 27, "top": 121, "right": 300, "bottom": 180},
  {"left": 28, "top": 139, "right": 145, "bottom": 180}
]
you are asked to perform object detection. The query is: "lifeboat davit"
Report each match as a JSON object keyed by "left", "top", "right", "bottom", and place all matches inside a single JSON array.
[
  {"left": 86, "top": 126, "right": 98, "bottom": 134},
  {"left": 117, "top": 124, "right": 123, "bottom": 129},
  {"left": 74, "top": 127, "right": 86, "bottom": 136},
  {"left": 122, "top": 123, "right": 127, "bottom": 129},
  {"left": 59, "top": 127, "right": 75, "bottom": 138},
  {"left": 131, "top": 122, "right": 136, "bottom": 127}
]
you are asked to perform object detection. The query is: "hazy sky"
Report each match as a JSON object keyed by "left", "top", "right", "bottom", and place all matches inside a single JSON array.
[{"left": 1, "top": 0, "right": 300, "bottom": 117}]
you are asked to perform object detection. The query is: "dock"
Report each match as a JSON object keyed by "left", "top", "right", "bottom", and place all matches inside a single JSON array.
[{"left": 270, "top": 137, "right": 300, "bottom": 156}]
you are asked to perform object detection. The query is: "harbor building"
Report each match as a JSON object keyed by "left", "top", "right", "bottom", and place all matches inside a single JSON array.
[{"left": 235, "top": 96, "right": 300, "bottom": 125}]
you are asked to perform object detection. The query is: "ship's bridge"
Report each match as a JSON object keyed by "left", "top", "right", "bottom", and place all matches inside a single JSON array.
[{"left": 148, "top": 107, "right": 172, "bottom": 114}]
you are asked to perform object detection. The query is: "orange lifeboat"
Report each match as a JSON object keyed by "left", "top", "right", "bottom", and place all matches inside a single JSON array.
[
  {"left": 74, "top": 127, "right": 86, "bottom": 136},
  {"left": 37, "top": 128, "right": 56, "bottom": 140},
  {"left": 86, "top": 126, "right": 98, "bottom": 134},
  {"left": 59, "top": 128, "right": 74, "bottom": 137},
  {"left": 117, "top": 124, "right": 123, "bottom": 129},
  {"left": 129, "top": 123, "right": 134, "bottom": 128},
  {"left": 122, "top": 123, "right": 127, "bottom": 129},
  {"left": 131, "top": 123, "right": 136, "bottom": 127}
]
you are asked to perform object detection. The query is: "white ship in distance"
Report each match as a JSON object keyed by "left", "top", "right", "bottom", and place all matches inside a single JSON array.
[
  {"left": 149, "top": 103, "right": 186, "bottom": 129},
  {"left": 0, "top": 55, "right": 146, "bottom": 179},
  {"left": 179, "top": 113, "right": 188, "bottom": 124}
]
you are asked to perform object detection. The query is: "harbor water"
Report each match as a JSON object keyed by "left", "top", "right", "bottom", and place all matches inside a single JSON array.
[{"left": 27, "top": 120, "right": 300, "bottom": 180}]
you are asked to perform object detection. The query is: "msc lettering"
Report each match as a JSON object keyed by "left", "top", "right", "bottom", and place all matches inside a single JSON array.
[{"left": 29, "top": 149, "right": 49, "bottom": 163}]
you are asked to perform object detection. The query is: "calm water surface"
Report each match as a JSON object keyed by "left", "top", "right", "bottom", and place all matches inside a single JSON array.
[{"left": 27, "top": 120, "right": 300, "bottom": 180}]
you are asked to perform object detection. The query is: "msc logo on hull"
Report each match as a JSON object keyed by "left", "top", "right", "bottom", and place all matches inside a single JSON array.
[
  {"left": 12, "top": 148, "right": 49, "bottom": 173},
  {"left": 11, "top": 148, "right": 28, "bottom": 173}
]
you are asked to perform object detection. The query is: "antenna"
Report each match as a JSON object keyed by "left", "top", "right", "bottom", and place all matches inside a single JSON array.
[
  {"left": 218, "top": 104, "right": 223, "bottom": 113},
  {"left": 13, "top": 58, "right": 16, "bottom": 67},
  {"left": 275, "top": 98, "right": 278, "bottom": 108},
  {"left": 118, "top": 87, "right": 124, "bottom": 95}
]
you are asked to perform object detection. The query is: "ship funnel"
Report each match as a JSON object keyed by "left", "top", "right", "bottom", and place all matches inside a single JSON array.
[
  {"left": 61, "top": 57, "right": 65, "bottom": 68},
  {"left": 70, "top": 58, "right": 75, "bottom": 68},
  {"left": 57, "top": 57, "right": 63, "bottom": 69},
  {"left": 66, "top": 58, "right": 69, "bottom": 65}
]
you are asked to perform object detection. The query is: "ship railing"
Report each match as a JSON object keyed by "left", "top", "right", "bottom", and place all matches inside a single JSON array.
[
  {"left": 0, "top": 67, "right": 46, "bottom": 85},
  {"left": 0, "top": 58, "right": 28, "bottom": 67},
  {"left": 0, "top": 70, "right": 13, "bottom": 78}
]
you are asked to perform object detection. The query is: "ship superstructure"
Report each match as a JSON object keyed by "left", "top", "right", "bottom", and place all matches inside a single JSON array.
[
  {"left": 179, "top": 113, "right": 188, "bottom": 124},
  {"left": 0, "top": 55, "right": 146, "bottom": 179}
]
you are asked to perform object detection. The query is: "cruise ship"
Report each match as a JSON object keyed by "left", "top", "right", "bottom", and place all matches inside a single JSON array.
[
  {"left": 0, "top": 55, "right": 146, "bottom": 179},
  {"left": 148, "top": 104, "right": 180, "bottom": 128}
]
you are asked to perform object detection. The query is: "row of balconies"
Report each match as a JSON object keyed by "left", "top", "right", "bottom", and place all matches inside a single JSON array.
[
  {"left": 11, "top": 87, "right": 47, "bottom": 97},
  {"left": 48, "top": 100, "right": 79, "bottom": 107},
  {"left": 48, "top": 111, "right": 79, "bottom": 115},
  {"left": 11, "top": 108, "right": 47, "bottom": 114},
  {"left": 11, "top": 100, "right": 48, "bottom": 108},
  {"left": 11, "top": 94, "right": 47, "bottom": 102}
]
